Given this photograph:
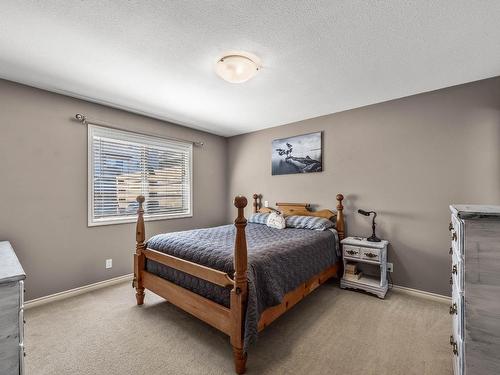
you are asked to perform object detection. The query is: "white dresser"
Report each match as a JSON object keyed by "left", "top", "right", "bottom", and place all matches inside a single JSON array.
[
  {"left": 449, "top": 205, "right": 500, "bottom": 375},
  {"left": 0, "top": 241, "right": 26, "bottom": 375}
]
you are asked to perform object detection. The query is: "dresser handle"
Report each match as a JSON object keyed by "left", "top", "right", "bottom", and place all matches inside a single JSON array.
[
  {"left": 449, "top": 247, "right": 453, "bottom": 255},
  {"left": 449, "top": 336, "right": 458, "bottom": 356},
  {"left": 450, "top": 229, "right": 457, "bottom": 241},
  {"left": 449, "top": 222, "right": 453, "bottom": 231},
  {"left": 449, "top": 303, "right": 457, "bottom": 315},
  {"left": 346, "top": 250, "right": 357, "bottom": 255},
  {"left": 365, "top": 252, "right": 378, "bottom": 258},
  {"left": 452, "top": 265, "right": 457, "bottom": 275}
]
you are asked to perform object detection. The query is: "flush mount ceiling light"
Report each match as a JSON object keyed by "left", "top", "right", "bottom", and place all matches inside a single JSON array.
[{"left": 215, "top": 52, "right": 261, "bottom": 83}]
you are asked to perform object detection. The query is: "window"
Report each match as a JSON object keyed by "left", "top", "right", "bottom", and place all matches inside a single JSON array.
[{"left": 88, "top": 125, "right": 192, "bottom": 226}]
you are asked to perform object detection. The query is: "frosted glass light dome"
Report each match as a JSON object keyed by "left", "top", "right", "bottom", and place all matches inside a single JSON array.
[{"left": 215, "top": 52, "right": 261, "bottom": 83}]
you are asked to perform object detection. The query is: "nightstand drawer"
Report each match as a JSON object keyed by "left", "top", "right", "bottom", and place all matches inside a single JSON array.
[
  {"left": 343, "top": 245, "right": 360, "bottom": 258},
  {"left": 360, "top": 247, "right": 380, "bottom": 261}
]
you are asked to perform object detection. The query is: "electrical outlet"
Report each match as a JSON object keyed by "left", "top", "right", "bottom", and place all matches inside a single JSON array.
[
  {"left": 264, "top": 200, "right": 269, "bottom": 208},
  {"left": 387, "top": 262, "right": 393, "bottom": 272},
  {"left": 105, "top": 259, "right": 112, "bottom": 269}
]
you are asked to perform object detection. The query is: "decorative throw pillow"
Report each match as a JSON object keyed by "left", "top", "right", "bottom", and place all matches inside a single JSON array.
[
  {"left": 266, "top": 212, "right": 286, "bottom": 229},
  {"left": 286, "top": 215, "right": 334, "bottom": 231},
  {"left": 248, "top": 212, "right": 270, "bottom": 225}
]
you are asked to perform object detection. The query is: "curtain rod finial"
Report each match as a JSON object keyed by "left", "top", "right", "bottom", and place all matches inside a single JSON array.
[{"left": 75, "top": 113, "right": 87, "bottom": 123}]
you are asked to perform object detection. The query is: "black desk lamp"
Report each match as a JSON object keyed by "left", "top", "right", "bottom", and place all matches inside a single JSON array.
[{"left": 358, "top": 209, "right": 381, "bottom": 242}]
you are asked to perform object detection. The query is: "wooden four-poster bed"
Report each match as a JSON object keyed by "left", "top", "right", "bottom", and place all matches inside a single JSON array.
[{"left": 133, "top": 193, "right": 345, "bottom": 374}]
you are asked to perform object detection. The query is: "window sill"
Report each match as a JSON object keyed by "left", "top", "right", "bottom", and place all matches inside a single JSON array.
[{"left": 88, "top": 213, "right": 193, "bottom": 227}]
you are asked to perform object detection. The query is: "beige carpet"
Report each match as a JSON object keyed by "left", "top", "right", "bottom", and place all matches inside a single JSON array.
[{"left": 25, "top": 280, "right": 452, "bottom": 375}]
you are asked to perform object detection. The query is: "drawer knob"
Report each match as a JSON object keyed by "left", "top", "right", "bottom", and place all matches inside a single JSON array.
[
  {"left": 449, "top": 303, "right": 457, "bottom": 315},
  {"left": 365, "top": 252, "right": 378, "bottom": 258},
  {"left": 449, "top": 247, "right": 453, "bottom": 255},
  {"left": 449, "top": 336, "right": 458, "bottom": 356},
  {"left": 451, "top": 230, "right": 457, "bottom": 241},
  {"left": 452, "top": 265, "right": 458, "bottom": 275},
  {"left": 346, "top": 250, "right": 357, "bottom": 255},
  {"left": 449, "top": 222, "right": 453, "bottom": 231}
]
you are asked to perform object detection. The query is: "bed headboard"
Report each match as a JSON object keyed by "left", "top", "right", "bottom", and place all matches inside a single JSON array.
[{"left": 252, "top": 193, "right": 345, "bottom": 240}]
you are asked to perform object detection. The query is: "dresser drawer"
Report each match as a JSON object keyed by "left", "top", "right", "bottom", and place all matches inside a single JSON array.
[
  {"left": 20, "top": 342, "right": 25, "bottom": 375},
  {"left": 19, "top": 280, "right": 24, "bottom": 309},
  {"left": 450, "top": 215, "right": 464, "bottom": 257},
  {"left": 0, "top": 282, "right": 20, "bottom": 340},
  {"left": 343, "top": 245, "right": 360, "bottom": 258},
  {"left": 19, "top": 307, "right": 24, "bottom": 345},
  {"left": 450, "top": 333, "right": 463, "bottom": 375},
  {"left": 451, "top": 285, "right": 464, "bottom": 340},
  {"left": 451, "top": 252, "right": 463, "bottom": 293},
  {"left": 360, "top": 247, "right": 380, "bottom": 262},
  {"left": 0, "top": 336, "right": 21, "bottom": 374}
]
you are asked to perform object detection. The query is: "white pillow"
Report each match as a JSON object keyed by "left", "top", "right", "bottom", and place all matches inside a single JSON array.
[{"left": 266, "top": 212, "right": 286, "bottom": 229}]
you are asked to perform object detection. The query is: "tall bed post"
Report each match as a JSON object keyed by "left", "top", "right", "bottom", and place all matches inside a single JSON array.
[
  {"left": 134, "top": 195, "right": 146, "bottom": 305},
  {"left": 231, "top": 196, "right": 248, "bottom": 374},
  {"left": 336, "top": 194, "right": 345, "bottom": 240}
]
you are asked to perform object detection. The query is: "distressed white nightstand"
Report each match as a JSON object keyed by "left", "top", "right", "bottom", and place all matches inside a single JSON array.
[{"left": 340, "top": 236, "right": 389, "bottom": 298}]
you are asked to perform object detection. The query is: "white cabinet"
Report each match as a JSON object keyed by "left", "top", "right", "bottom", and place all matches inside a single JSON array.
[
  {"left": 0, "top": 241, "right": 26, "bottom": 375},
  {"left": 449, "top": 205, "right": 500, "bottom": 375}
]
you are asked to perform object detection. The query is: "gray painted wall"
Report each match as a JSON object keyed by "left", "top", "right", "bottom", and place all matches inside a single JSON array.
[
  {"left": 0, "top": 79, "right": 228, "bottom": 300},
  {"left": 227, "top": 77, "right": 500, "bottom": 296},
  {"left": 1, "top": 76, "right": 499, "bottom": 299}
]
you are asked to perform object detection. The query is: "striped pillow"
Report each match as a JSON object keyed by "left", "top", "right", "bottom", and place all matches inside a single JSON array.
[
  {"left": 285, "top": 215, "right": 334, "bottom": 231},
  {"left": 248, "top": 212, "right": 270, "bottom": 225}
]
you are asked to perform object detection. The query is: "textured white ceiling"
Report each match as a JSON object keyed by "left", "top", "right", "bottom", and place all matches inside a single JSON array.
[{"left": 1, "top": 1, "right": 500, "bottom": 136}]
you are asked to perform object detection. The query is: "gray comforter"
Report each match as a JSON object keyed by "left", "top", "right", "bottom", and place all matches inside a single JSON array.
[{"left": 146, "top": 223, "right": 339, "bottom": 350}]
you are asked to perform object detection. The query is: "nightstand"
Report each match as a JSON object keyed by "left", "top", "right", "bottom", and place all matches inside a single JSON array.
[{"left": 340, "top": 236, "right": 389, "bottom": 298}]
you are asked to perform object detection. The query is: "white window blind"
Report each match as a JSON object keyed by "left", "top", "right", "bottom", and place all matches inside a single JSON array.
[{"left": 88, "top": 125, "right": 193, "bottom": 226}]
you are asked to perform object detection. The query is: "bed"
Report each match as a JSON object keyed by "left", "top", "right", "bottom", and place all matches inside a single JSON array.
[{"left": 133, "top": 193, "right": 345, "bottom": 374}]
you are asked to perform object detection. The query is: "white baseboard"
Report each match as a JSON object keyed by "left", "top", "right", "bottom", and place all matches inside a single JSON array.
[
  {"left": 392, "top": 284, "right": 451, "bottom": 304},
  {"left": 25, "top": 273, "right": 133, "bottom": 309},
  {"left": 25, "top": 273, "right": 450, "bottom": 309}
]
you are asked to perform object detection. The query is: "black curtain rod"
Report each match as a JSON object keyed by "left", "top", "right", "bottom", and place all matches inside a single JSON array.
[{"left": 74, "top": 113, "right": 204, "bottom": 147}]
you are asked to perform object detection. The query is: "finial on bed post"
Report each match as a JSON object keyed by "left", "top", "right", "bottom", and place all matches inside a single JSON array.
[
  {"left": 134, "top": 195, "right": 146, "bottom": 305},
  {"left": 252, "top": 193, "right": 259, "bottom": 213},
  {"left": 136, "top": 195, "right": 145, "bottom": 244},
  {"left": 336, "top": 194, "right": 345, "bottom": 241},
  {"left": 231, "top": 196, "right": 248, "bottom": 374}
]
